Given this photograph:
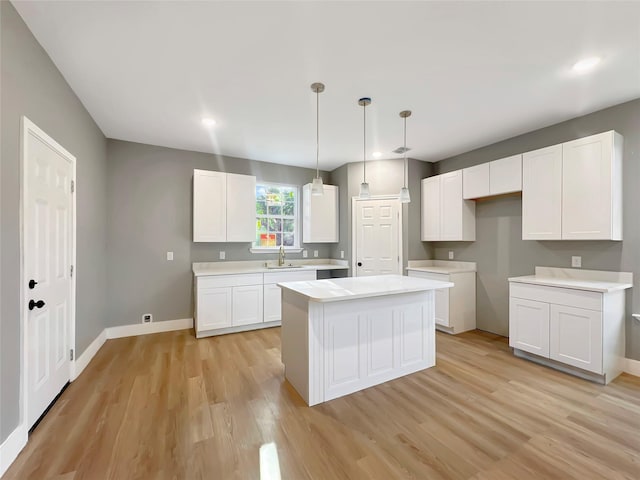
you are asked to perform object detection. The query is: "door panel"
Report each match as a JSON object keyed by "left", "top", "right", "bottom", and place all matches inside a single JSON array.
[
  {"left": 198, "top": 287, "right": 232, "bottom": 330},
  {"left": 232, "top": 285, "right": 264, "bottom": 326},
  {"left": 550, "top": 305, "right": 602, "bottom": 373},
  {"left": 263, "top": 283, "right": 282, "bottom": 322},
  {"left": 421, "top": 177, "right": 440, "bottom": 240},
  {"left": 509, "top": 298, "right": 550, "bottom": 357},
  {"left": 25, "top": 123, "right": 73, "bottom": 429},
  {"left": 355, "top": 199, "right": 401, "bottom": 276}
]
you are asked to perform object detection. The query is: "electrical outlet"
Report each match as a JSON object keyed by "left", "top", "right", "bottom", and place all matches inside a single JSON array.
[
  {"left": 219, "top": 251, "right": 226, "bottom": 260},
  {"left": 313, "top": 250, "right": 319, "bottom": 258},
  {"left": 303, "top": 250, "right": 308, "bottom": 258},
  {"left": 166, "top": 251, "right": 173, "bottom": 261},
  {"left": 571, "top": 256, "right": 582, "bottom": 268},
  {"left": 142, "top": 313, "right": 153, "bottom": 324},
  {"left": 340, "top": 250, "right": 344, "bottom": 259},
  {"left": 448, "top": 251, "right": 454, "bottom": 260}
]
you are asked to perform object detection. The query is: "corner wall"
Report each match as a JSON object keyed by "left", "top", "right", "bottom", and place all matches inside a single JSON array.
[
  {"left": 0, "top": 1, "right": 108, "bottom": 442},
  {"left": 433, "top": 98, "right": 640, "bottom": 360}
]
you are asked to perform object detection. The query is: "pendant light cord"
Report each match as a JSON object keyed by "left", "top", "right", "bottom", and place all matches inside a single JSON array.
[
  {"left": 363, "top": 101, "right": 367, "bottom": 182},
  {"left": 316, "top": 88, "right": 320, "bottom": 179},
  {"left": 403, "top": 115, "right": 407, "bottom": 188}
]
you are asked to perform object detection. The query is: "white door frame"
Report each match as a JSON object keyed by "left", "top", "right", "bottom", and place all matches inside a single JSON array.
[
  {"left": 20, "top": 116, "right": 77, "bottom": 433},
  {"left": 351, "top": 195, "right": 403, "bottom": 275}
]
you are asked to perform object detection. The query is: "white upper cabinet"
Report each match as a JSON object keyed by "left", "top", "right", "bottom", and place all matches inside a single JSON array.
[
  {"left": 302, "top": 183, "right": 339, "bottom": 243},
  {"left": 422, "top": 171, "right": 475, "bottom": 241},
  {"left": 193, "top": 169, "right": 256, "bottom": 242},
  {"left": 522, "top": 145, "right": 563, "bottom": 240},
  {"left": 490, "top": 154, "right": 522, "bottom": 195},
  {"left": 193, "top": 170, "right": 227, "bottom": 242},
  {"left": 462, "top": 154, "right": 522, "bottom": 199},
  {"left": 462, "top": 163, "right": 490, "bottom": 199},
  {"left": 522, "top": 131, "right": 623, "bottom": 241},
  {"left": 562, "top": 131, "right": 622, "bottom": 240}
]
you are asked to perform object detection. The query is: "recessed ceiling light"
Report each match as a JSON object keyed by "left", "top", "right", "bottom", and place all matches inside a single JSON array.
[
  {"left": 201, "top": 117, "right": 216, "bottom": 127},
  {"left": 372, "top": 151, "right": 382, "bottom": 158},
  {"left": 572, "top": 57, "right": 601, "bottom": 74}
]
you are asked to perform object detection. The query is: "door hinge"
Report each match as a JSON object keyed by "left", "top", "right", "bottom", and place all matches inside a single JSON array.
[
  {"left": 70, "top": 349, "right": 74, "bottom": 361},
  {"left": 70, "top": 265, "right": 74, "bottom": 278},
  {"left": 71, "top": 180, "right": 75, "bottom": 193}
]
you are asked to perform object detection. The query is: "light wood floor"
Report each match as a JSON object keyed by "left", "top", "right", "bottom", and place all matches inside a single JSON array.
[{"left": 5, "top": 328, "right": 640, "bottom": 480}]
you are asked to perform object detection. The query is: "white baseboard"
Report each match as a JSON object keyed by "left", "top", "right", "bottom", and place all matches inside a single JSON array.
[
  {"left": 105, "top": 318, "right": 193, "bottom": 340},
  {"left": 625, "top": 358, "right": 640, "bottom": 378},
  {"left": 71, "top": 329, "right": 107, "bottom": 381},
  {"left": 0, "top": 423, "right": 27, "bottom": 478}
]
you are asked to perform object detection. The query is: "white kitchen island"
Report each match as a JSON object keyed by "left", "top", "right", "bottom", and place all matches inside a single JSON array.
[{"left": 278, "top": 275, "right": 453, "bottom": 406}]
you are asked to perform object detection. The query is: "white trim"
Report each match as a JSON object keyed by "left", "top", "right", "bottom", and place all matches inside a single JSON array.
[
  {"left": 106, "top": 318, "right": 193, "bottom": 339},
  {"left": 625, "top": 358, "right": 640, "bottom": 378},
  {"left": 70, "top": 329, "right": 107, "bottom": 381},
  {"left": 249, "top": 247, "right": 304, "bottom": 254},
  {"left": 351, "top": 195, "right": 403, "bottom": 276},
  {"left": 0, "top": 423, "right": 28, "bottom": 478},
  {"left": 20, "top": 116, "right": 77, "bottom": 435}
]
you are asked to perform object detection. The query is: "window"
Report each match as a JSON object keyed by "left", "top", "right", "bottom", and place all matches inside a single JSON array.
[{"left": 253, "top": 183, "right": 299, "bottom": 250}]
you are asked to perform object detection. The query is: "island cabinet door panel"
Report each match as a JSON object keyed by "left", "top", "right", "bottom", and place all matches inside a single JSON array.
[
  {"left": 197, "top": 286, "right": 232, "bottom": 331},
  {"left": 550, "top": 305, "right": 602, "bottom": 374},
  {"left": 366, "top": 310, "right": 395, "bottom": 377},
  {"left": 397, "top": 303, "right": 428, "bottom": 368},
  {"left": 232, "top": 285, "right": 264, "bottom": 326},
  {"left": 509, "top": 297, "right": 550, "bottom": 357},
  {"left": 324, "top": 312, "right": 364, "bottom": 399}
]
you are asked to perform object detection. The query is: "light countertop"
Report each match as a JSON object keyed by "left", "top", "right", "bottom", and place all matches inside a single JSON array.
[
  {"left": 278, "top": 274, "right": 454, "bottom": 303},
  {"left": 193, "top": 259, "right": 349, "bottom": 277},
  {"left": 508, "top": 267, "right": 633, "bottom": 293},
  {"left": 406, "top": 260, "right": 477, "bottom": 275}
]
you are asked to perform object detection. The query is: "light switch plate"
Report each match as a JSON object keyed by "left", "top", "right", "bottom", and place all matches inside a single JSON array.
[
  {"left": 340, "top": 250, "right": 344, "bottom": 259},
  {"left": 448, "top": 251, "right": 454, "bottom": 260},
  {"left": 313, "top": 250, "right": 319, "bottom": 258},
  {"left": 166, "top": 251, "right": 174, "bottom": 261},
  {"left": 303, "top": 250, "right": 308, "bottom": 258},
  {"left": 219, "top": 251, "right": 226, "bottom": 260},
  {"left": 571, "top": 256, "right": 582, "bottom": 268}
]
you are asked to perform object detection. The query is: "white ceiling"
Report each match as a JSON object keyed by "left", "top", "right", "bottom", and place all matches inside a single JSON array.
[{"left": 12, "top": 1, "right": 640, "bottom": 170}]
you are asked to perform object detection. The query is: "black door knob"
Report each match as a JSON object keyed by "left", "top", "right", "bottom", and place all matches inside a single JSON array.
[
  {"left": 357, "top": 262, "right": 363, "bottom": 267},
  {"left": 28, "top": 300, "right": 45, "bottom": 311},
  {"left": 28, "top": 279, "right": 38, "bottom": 289}
]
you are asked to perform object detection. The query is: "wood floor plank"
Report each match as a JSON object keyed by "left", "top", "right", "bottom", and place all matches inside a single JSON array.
[{"left": 4, "top": 328, "right": 639, "bottom": 480}]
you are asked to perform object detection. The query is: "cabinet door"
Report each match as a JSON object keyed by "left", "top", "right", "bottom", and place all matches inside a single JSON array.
[
  {"left": 509, "top": 297, "right": 550, "bottom": 357},
  {"left": 490, "top": 154, "right": 522, "bottom": 195},
  {"left": 421, "top": 177, "right": 441, "bottom": 241},
  {"left": 226, "top": 173, "right": 256, "bottom": 242},
  {"left": 263, "top": 283, "right": 282, "bottom": 322},
  {"left": 562, "top": 132, "right": 616, "bottom": 240},
  {"left": 197, "top": 286, "right": 232, "bottom": 331},
  {"left": 232, "top": 285, "right": 264, "bottom": 326},
  {"left": 303, "top": 184, "right": 339, "bottom": 243},
  {"left": 463, "top": 163, "right": 490, "bottom": 199},
  {"left": 193, "top": 170, "right": 226, "bottom": 242},
  {"left": 550, "top": 305, "right": 602, "bottom": 374},
  {"left": 522, "top": 145, "right": 562, "bottom": 240},
  {"left": 441, "top": 171, "right": 466, "bottom": 240}
]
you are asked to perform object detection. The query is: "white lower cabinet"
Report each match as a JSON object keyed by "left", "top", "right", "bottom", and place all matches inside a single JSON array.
[
  {"left": 509, "top": 298, "right": 550, "bottom": 357},
  {"left": 197, "top": 287, "right": 233, "bottom": 331},
  {"left": 407, "top": 270, "right": 476, "bottom": 334},
  {"left": 195, "top": 270, "right": 316, "bottom": 337},
  {"left": 232, "top": 285, "right": 263, "bottom": 326},
  {"left": 508, "top": 281, "right": 625, "bottom": 383}
]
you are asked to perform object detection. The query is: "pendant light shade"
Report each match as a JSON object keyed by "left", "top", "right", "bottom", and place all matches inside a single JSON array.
[
  {"left": 398, "top": 110, "right": 412, "bottom": 204},
  {"left": 359, "top": 97, "right": 372, "bottom": 198},
  {"left": 311, "top": 82, "right": 325, "bottom": 196}
]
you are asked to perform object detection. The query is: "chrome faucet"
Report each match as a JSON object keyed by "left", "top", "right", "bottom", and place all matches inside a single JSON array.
[{"left": 278, "top": 245, "right": 286, "bottom": 266}]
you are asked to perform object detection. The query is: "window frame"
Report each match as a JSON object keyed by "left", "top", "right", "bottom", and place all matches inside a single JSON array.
[{"left": 250, "top": 182, "right": 303, "bottom": 253}]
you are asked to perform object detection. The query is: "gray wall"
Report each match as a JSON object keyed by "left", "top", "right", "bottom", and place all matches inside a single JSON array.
[
  {"left": 106, "top": 139, "right": 332, "bottom": 327},
  {"left": 1, "top": 2, "right": 108, "bottom": 442},
  {"left": 330, "top": 158, "right": 433, "bottom": 273},
  {"left": 433, "top": 98, "right": 640, "bottom": 360}
]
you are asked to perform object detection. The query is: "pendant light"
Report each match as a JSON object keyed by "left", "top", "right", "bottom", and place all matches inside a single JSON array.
[
  {"left": 358, "top": 97, "right": 372, "bottom": 198},
  {"left": 310, "top": 82, "right": 325, "bottom": 195},
  {"left": 398, "top": 110, "right": 412, "bottom": 203}
]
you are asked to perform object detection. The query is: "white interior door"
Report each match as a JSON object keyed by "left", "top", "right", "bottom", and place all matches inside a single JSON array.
[
  {"left": 354, "top": 198, "right": 401, "bottom": 276},
  {"left": 23, "top": 118, "right": 75, "bottom": 429}
]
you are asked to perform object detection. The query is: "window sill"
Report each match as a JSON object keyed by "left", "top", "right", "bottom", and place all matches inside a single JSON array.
[{"left": 250, "top": 247, "right": 304, "bottom": 254}]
